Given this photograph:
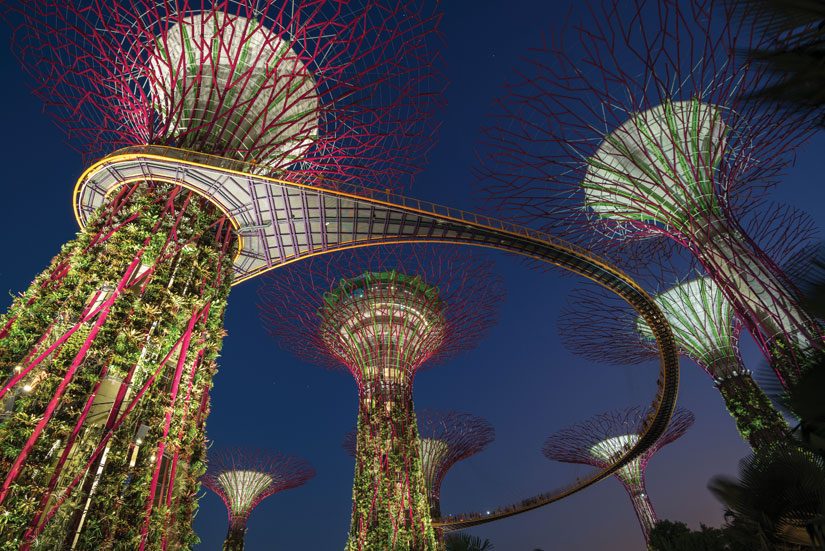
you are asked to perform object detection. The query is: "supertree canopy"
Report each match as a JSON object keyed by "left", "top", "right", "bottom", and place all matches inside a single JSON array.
[
  {"left": 11, "top": 0, "right": 442, "bottom": 186},
  {"left": 479, "top": 0, "right": 823, "bottom": 384},
  {"left": 259, "top": 245, "right": 503, "bottom": 551},
  {"left": 201, "top": 448, "right": 315, "bottom": 551},
  {"left": 0, "top": 1, "right": 442, "bottom": 549},
  {"left": 544, "top": 407, "right": 694, "bottom": 544}
]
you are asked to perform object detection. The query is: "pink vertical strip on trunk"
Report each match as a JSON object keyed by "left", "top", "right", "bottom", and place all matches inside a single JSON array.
[
  {"left": 0, "top": 254, "right": 142, "bottom": 505},
  {"left": 138, "top": 307, "right": 201, "bottom": 550}
]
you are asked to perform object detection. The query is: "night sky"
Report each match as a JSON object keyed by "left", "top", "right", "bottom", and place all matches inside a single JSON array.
[{"left": 2, "top": 1, "right": 825, "bottom": 550}]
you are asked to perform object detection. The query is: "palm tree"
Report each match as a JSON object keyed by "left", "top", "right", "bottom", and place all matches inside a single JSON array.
[
  {"left": 443, "top": 532, "right": 494, "bottom": 551},
  {"left": 730, "top": 0, "right": 825, "bottom": 122},
  {"left": 709, "top": 445, "right": 825, "bottom": 550}
]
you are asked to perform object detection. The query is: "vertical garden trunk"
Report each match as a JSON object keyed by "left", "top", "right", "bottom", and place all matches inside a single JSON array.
[
  {"left": 0, "top": 183, "right": 234, "bottom": 550},
  {"left": 715, "top": 372, "right": 788, "bottom": 449},
  {"left": 223, "top": 518, "right": 247, "bottom": 551},
  {"left": 347, "top": 385, "right": 436, "bottom": 551},
  {"left": 628, "top": 483, "right": 657, "bottom": 544}
]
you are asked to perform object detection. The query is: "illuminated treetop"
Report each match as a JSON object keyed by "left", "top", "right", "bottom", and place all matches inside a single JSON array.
[
  {"left": 9, "top": 0, "right": 444, "bottom": 189},
  {"left": 202, "top": 447, "right": 315, "bottom": 524},
  {"left": 543, "top": 407, "right": 694, "bottom": 489},
  {"left": 479, "top": 0, "right": 812, "bottom": 250},
  {"left": 258, "top": 245, "right": 504, "bottom": 391}
]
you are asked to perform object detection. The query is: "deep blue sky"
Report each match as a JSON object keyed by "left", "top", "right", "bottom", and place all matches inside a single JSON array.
[{"left": 2, "top": 1, "right": 825, "bottom": 550}]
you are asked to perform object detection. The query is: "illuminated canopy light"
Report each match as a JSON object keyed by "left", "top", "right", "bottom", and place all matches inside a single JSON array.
[
  {"left": 544, "top": 407, "right": 694, "bottom": 544},
  {"left": 635, "top": 277, "right": 738, "bottom": 371},
  {"left": 589, "top": 434, "right": 644, "bottom": 486},
  {"left": 419, "top": 438, "right": 451, "bottom": 494},
  {"left": 583, "top": 99, "right": 727, "bottom": 235},
  {"left": 319, "top": 270, "right": 447, "bottom": 387},
  {"left": 216, "top": 470, "right": 276, "bottom": 517},
  {"left": 148, "top": 13, "right": 319, "bottom": 168}
]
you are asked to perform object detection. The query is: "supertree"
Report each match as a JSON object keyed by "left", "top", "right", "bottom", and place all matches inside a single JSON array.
[
  {"left": 201, "top": 448, "right": 315, "bottom": 551},
  {"left": 561, "top": 278, "right": 786, "bottom": 448},
  {"left": 416, "top": 410, "right": 494, "bottom": 521},
  {"left": 479, "top": 0, "right": 823, "bottom": 384},
  {"left": 343, "top": 410, "right": 495, "bottom": 535},
  {"left": 0, "top": 1, "right": 442, "bottom": 548},
  {"left": 259, "top": 245, "right": 503, "bottom": 551},
  {"left": 558, "top": 203, "right": 817, "bottom": 449},
  {"left": 543, "top": 407, "right": 695, "bottom": 544}
]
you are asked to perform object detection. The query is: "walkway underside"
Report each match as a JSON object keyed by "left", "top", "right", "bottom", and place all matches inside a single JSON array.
[{"left": 76, "top": 145, "right": 681, "bottom": 530}]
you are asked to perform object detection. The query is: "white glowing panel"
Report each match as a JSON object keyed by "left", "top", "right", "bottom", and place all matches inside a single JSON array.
[
  {"left": 148, "top": 13, "right": 319, "bottom": 168},
  {"left": 583, "top": 100, "right": 727, "bottom": 231}
]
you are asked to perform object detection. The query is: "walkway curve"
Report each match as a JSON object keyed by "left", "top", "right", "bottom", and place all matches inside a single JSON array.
[{"left": 75, "top": 146, "right": 680, "bottom": 530}]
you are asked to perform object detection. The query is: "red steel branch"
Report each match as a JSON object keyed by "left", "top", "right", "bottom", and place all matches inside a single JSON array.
[
  {"left": 258, "top": 244, "right": 504, "bottom": 384},
  {"left": 8, "top": 0, "right": 445, "bottom": 192}
]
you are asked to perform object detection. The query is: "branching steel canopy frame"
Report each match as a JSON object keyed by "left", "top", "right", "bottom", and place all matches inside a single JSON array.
[{"left": 75, "top": 145, "right": 680, "bottom": 529}]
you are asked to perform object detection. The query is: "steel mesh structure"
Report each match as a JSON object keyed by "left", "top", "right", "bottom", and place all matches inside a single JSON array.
[
  {"left": 259, "top": 244, "right": 503, "bottom": 551},
  {"left": 561, "top": 278, "right": 787, "bottom": 448},
  {"left": 544, "top": 407, "right": 694, "bottom": 544},
  {"left": 479, "top": 0, "right": 823, "bottom": 384},
  {"left": 0, "top": 1, "right": 443, "bottom": 548},
  {"left": 202, "top": 448, "right": 314, "bottom": 551}
]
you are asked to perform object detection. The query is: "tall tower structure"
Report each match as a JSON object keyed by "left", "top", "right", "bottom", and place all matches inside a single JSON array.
[
  {"left": 1, "top": 1, "right": 442, "bottom": 548},
  {"left": 416, "top": 410, "right": 494, "bottom": 520},
  {"left": 543, "top": 407, "right": 694, "bottom": 544},
  {"left": 479, "top": 0, "right": 822, "bottom": 383},
  {"left": 259, "top": 245, "right": 503, "bottom": 551},
  {"left": 202, "top": 448, "right": 315, "bottom": 551}
]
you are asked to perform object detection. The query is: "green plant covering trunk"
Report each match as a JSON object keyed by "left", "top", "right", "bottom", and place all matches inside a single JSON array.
[
  {"left": 347, "top": 387, "right": 436, "bottom": 551},
  {"left": 0, "top": 183, "right": 234, "bottom": 550},
  {"left": 224, "top": 519, "right": 247, "bottom": 551},
  {"left": 716, "top": 373, "right": 788, "bottom": 449}
]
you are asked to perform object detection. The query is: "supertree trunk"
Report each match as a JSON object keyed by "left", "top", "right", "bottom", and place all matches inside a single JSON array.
[
  {"left": 347, "top": 385, "right": 436, "bottom": 551},
  {"left": 701, "top": 343, "right": 788, "bottom": 450},
  {"left": 692, "top": 214, "right": 821, "bottom": 385},
  {"left": 715, "top": 373, "right": 788, "bottom": 450},
  {"left": 627, "top": 482, "right": 657, "bottom": 544},
  {"left": 224, "top": 518, "right": 248, "bottom": 551},
  {"left": 0, "top": 182, "right": 234, "bottom": 550}
]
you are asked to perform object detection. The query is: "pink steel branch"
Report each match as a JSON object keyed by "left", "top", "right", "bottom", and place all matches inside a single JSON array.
[{"left": 9, "top": 0, "right": 444, "bottom": 192}]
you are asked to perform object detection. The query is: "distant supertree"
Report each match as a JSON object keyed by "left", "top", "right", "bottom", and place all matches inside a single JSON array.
[
  {"left": 480, "top": 0, "right": 822, "bottom": 384},
  {"left": 259, "top": 245, "right": 503, "bottom": 551},
  {"left": 343, "top": 410, "right": 495, "bottom": 520},
  {"left": 559, "top": 203, "right": 816, "bottom": 448},
  {"left": 417, "top": 410, "right": 494, "bottom": 520},
  {"left": 1, "top": 1, "right": 442, "bottom": 548},
  {"left": 202, "top": 448, "right": 315, "bottom": 551},
  {"left": 561, "top": 278, "right": 786, "bottom": 448},
  {"left": 544, "top": 408, "right": 695, "bottom": 544}
]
